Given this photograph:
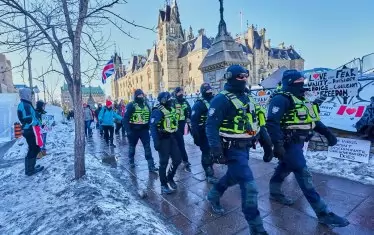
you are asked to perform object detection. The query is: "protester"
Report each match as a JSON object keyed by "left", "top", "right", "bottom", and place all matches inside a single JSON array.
[
  {"left": 35, "top": 100, "right": 48, "bottom": 157},
  {"left": 83, "top": 103, "right": 93, "bottom": 137},
  {"left": 98, "top": 100, "right": 122, "bottom": 147}
]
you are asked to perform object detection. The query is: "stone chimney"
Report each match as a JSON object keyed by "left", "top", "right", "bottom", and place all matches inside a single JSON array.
[
  {"left": 198, "top": 28, "right": 205, "bottom": 36},
  {"left": 265, "top": 39, "right": 271, "bottom": 48},
  {"left": 146, "top": 49, "right": 151, "bottom": 57},
  {"left": 247, "top": 24, "right": 255, "bottom": 49},
  {"left": 278, "top": 42, "right": 285, "bottom": 49}
]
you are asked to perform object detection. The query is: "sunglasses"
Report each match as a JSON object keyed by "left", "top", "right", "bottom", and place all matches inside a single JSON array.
[{"left": 237, "top": 73, "right": 249, "bottom": 79}]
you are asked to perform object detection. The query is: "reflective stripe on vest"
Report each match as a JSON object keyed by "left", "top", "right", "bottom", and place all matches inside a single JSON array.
[
  {"left": 157, "top": 105, "right": 178, "bottom": 133},
  {"left": 197, "top": 98, "right": 210, "bottom": 126},
  {"left": 277, "top": 91, "right": 320, "bottom": 130},
  {"left": 219, "top": 90, "right": 262, "bottom": 138},
  {"left": 129, "top": 102, "right": 150, "bottom": 124},
  {"left": 175, "top": 101, "right": 188, "bottom": 121}
]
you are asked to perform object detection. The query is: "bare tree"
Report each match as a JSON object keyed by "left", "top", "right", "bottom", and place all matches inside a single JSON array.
[{"left": 0, "top": 0, "right": 154, "bottom": 179}]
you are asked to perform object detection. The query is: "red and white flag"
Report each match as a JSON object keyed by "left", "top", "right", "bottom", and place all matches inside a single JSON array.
[{"left": 336, "top": 105, "right": 365, "bottom": 117}]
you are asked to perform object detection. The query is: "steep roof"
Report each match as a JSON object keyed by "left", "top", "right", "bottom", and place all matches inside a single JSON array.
[{"left": 178, "top": 34, "right": 212, "bottom": 58}]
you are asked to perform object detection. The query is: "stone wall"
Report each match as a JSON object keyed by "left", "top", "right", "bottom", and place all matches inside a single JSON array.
[{"left": 308, "top": 128, "right": 374, "bottom": 154}]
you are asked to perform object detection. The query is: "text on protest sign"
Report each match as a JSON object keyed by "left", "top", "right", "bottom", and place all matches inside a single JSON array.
[
  {"left": 327, "top": 137, "right": 371, "bottom": 164},
  {"left": 308, "top": 68, "right": 359, "bottom": 97}
]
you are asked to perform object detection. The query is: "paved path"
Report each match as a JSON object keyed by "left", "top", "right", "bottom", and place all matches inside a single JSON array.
[{"left": 87, "top": 132, "right": 374, "bottom": 235}]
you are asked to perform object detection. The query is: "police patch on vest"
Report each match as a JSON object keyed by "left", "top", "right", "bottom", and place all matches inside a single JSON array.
[
  {"left": 208, "top": 108, "right": 215, "bottom": 116},
  {"left": 191, "top": 110, "right": 195, "bottom": 116},
  {"left": 151, "top": 118, "right": 155, "bottom": 123},
  {"left": 272, "top": 106, "right": 280, "bottom": 114}
]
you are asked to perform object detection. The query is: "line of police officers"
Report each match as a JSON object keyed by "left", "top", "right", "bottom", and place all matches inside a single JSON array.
[{"left": 123, "top": 65, "right": 349, "bottom": 235}]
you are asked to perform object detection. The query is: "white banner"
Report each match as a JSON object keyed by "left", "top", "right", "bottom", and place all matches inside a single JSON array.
[
  {"left": 308, "top": 68, "right": 359, "bottom": 97},
  {"left": 328, "top": 137, "right": 371, "bottom": 163}
]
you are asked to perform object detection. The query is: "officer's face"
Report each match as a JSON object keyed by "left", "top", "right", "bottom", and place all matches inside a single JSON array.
[{"left": 236, "top": 73, "right": 249, "bottom": 82}]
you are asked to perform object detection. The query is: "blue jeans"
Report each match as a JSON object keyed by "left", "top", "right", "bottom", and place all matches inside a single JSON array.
[
  {"left": 84, "top": 120, "right": 92, "bottom": 136},
  {"left": 41, "top": 133, "right": 47, "bottom": 151},
  {"left": 269, "top": 143, "right": 328, "bottom": 214}
]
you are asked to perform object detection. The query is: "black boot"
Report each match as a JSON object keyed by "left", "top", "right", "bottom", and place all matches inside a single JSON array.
[
  {"left": 147, "top": 159, "right": 158, "bottom": 172},
  {"left": 317, "top": 212, "right": 350, "bottom": 227},
  {"left": 168, "top": 179, "right": 178, "bottom": 190},
  {"left": 129, "top": 158, "right": 136, "bottom": 168},
  {"left": 161, "top": 185, "right": 175, "bottom": 194},
  {"left": 183, "top": 161, "right": 191, "bottom": 172},
  {"left": 206, "top": 187, "right": 225, "bottom": 215},
  {"left": 269, "top": 193, "right": 294, "bottom": 206}
]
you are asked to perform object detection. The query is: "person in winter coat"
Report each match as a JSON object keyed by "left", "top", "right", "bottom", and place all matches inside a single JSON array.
[
  {"left": 123, "top": 89, "right": 157, "bottom": 171},
  {"left": 83, "top": 104, "right": 94, "bottom": 137},
  {"left": 115, "top": 99, "right": 126, "bottom": 135},
  {"left": 150, "top": 92, "right": 182, "bottom": 194},
  {"left": 35, "top": 100, "right": 47, "bottom": 157},
  {"left": 356, "top": 96, "right": 374, "bottom": 140},
  {"left": 173, "top": 87, "right": 192, "bottom": 172},
  {"left": 266, "top": 69, "right": 349, "bottom": 228},
  {"left": 98, "top": 100, "right": 122, "bottom": 147},
  {"left": 17, "top": 88, "right": 44, "bottom": 176},
  {"left": 190, "top": 83, "right": 218, "bottom": 184},
  {"left": 95, "top": 104, "right": 103, "bottom": 135}
]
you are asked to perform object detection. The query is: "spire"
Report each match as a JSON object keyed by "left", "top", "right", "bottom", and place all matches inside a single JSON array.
[
  {"left": 172, "top": 0, "right": 177, "bottom": 7},
  {"left": 217, "top": 0, "right": 228, "bottom": 36}
]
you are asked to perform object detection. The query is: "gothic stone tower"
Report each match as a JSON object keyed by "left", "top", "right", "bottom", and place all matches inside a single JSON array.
[{"left": 157, "top": 0, "right": 184, "bottom": 91}]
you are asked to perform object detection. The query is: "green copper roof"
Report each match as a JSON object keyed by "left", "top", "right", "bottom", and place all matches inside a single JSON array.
[{"left": 61, "top": 84, "right": 105, "bottom": 95}]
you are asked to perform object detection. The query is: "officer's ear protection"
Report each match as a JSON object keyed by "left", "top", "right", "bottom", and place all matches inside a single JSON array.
[{"left": 160, "top": 96, "right": 167, "bottom": 104}]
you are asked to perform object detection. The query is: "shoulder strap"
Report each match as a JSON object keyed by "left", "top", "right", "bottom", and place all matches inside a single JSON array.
[
  {"left": 220, "top": 91, "right": 244, "bottom": 109},
  {"left": 272, "top": 91, "right": 295, "bottom": 107}
]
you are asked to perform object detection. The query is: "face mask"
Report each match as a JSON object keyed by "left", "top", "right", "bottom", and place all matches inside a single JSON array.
[
  {"left": 165, "top": 100, "right": 173, "bottom": 108},
  {"left": 135, "top": 97, "right": 144, "bottom": 103},
  {"left": 203, "top": 92, "right": 213, "bottom": 100}
]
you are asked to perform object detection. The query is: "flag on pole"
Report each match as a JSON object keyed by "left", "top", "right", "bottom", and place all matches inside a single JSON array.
[{"left": 102, "top": 58, "right": 115, "bottom": 84}]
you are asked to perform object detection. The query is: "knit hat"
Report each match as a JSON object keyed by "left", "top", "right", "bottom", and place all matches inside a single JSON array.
[
  {"left": 134, "top": 89, "right": 144, "bottom": 98},
  {"left": 200, "top": 83, "right": 212, "bottom": 94},
  {"left": 106, "top": 100, "right": 113, "bottom": 107}
]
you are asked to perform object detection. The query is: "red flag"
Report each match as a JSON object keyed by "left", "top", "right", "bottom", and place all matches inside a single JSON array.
[
  {"left": 355, "top": 106, "right": 365, "bottom": 117},
  {"left": 336, "top": 105, "right": 347, "bottom": 115}
]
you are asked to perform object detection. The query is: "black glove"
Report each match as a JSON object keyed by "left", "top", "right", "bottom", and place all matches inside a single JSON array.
[
  {"left": 258, "top": 127, "right": 274, "bottom": 162},
  {"left": 325, "top": 131, "right": 337, "bottom": 146},
  {"left": 193, "top": 134, "right": 200, "bottom": 146},
  {"left": 273, "top": 141, "right": 286, "bottom": 160},
  {"left": 210, "top": 147, "right": 227, "bottom": 164}
]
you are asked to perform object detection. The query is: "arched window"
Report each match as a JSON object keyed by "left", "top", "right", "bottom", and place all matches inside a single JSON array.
[
  {"left": 140, "top": 76, "right": 143, "bottom": 83},
  {"left": 162, "top": 68, "right": 164, "bottom": 76},
  {"left": 181, "top": 66, "right": 184, "bottom": 74},
  {"left": 160, "top": 50, "right": 164, "bottom": 62},
  {"left": 189, "top": 63, "right": 192, "bottom": 71}
]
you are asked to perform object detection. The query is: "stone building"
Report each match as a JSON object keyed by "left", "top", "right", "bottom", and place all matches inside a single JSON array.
[
  {"left": 61, "top": 84, "right": 105, "bottom": 109},
  {"left": 0, "top": 53, "right": 16, "bottom": 93},
  {"left": 112, "top": 0, "right": 304, "bottom": 100}
]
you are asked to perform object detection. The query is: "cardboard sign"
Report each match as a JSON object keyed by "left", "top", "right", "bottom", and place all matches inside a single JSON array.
[
  {"left": 308, "top": 68, "right": 359, "bottom": 97},
  {"left": 252, "top": 90, "right": 271, "bottom": 107},
  {"left": 328, "top": 137, "right": 371, "bottom": 163}
]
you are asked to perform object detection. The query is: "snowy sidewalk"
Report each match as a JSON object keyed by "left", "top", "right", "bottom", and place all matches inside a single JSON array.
[{"left": 0, "top": 123, "right": 179, "bottom": 235}]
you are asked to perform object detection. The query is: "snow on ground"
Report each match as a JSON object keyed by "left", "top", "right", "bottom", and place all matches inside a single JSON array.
[
  {"left": 0, "top": 123, "right": 178, "bottom": 235},
  {"left": 248, "top": 144, "right": 374, "bottom": 185}
]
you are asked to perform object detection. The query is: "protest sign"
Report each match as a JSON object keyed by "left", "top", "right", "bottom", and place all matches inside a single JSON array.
[
  {"left": 42, "top": 114, "right": 55, "bottom": 132},
  {"left": 328, "top": 137, "right": 371, "bottom": 163},
  {"left": 252, "top": 90, "right": 271, "bottom": 107},
  {"left": 308, "top": 68, "right": 359, "bottom": 97}
]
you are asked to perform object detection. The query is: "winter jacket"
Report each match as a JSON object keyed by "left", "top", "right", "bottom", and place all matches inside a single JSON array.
[
  {"left": 17, "top": 88, "right": 40, "bottom": 130},
  {"left": 98, "top": 107, "right": 122, "bottom": 126},
  {"left": 83, "top": 107, "right": 93, "bottom": 121},
  {"left": 95, "top": 107, "right": 102, "bottom": 119}
]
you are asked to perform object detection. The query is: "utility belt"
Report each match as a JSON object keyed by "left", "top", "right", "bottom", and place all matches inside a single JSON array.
[
  {"left": 283, "top": 129, "right": 314, "bottom": 144},
  {"left": 221, "top": 136, "right": 257, "bottom": 149}
]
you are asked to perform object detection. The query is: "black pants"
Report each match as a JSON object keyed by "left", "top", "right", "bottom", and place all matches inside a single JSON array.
[
  {"left": 176, "top": 121, "right": 189, "bottom": 162},
  {"left": 102, "top": 125, "right": 114, "bottom": 144},
  {"left": 128, "top": 128, "right": 152, "bottom": 163},
  {"left": 23, "top": 129, "right": 41, "bottom": 174},
  {"left": 158, "top": 134, "right": 182, "bottom": 186},
  {"left": 115, "top": 122, "right": 122, "bottom": 134}
]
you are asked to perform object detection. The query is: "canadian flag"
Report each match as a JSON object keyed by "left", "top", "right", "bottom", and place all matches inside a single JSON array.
[{"left": 336, "top": 105, "right": 365, "bottom": 117}]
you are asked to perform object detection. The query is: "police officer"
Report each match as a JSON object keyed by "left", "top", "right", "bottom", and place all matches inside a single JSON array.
[
  {"left": 123, "top": 89, "right": 157, "bottom": 172},
  {"left": 190, "top": 83, "right": 218, "bottom": 184},
  {"left": 150, "top": 92, "right": 182, "bottom": 194},
  {"left": 206, "top": 65, "right": 273, "bottom": 235},
  {"left": 266, "top": 69, "right": 349, "bottom": 227},
  {"left": 173, "top": 87, "right": 192, "bottom": 172},
  {"left": 17, "top": 88, "right": 44, "bottom": 176}
]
